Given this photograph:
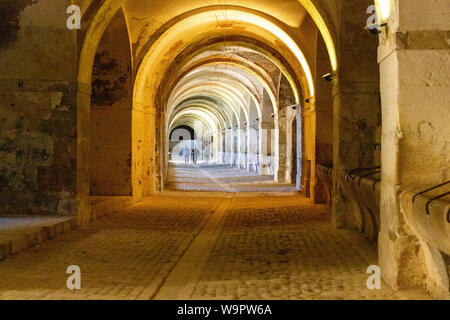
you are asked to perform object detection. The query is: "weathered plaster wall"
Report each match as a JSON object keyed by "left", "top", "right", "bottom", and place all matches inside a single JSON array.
[
  {"left": 0, "top": 0, "right": 78, "bottom": 215},
  {"left": 90, "top": 10, "right": 133, "bottom": 196}
]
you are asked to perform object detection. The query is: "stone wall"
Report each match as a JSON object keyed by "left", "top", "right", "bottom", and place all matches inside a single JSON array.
[
  {"left": 332, "top": 0, "right": 381, "bottom": 229},
  {"left": 0, "top": 0, "right": 78, "bottom": 215},
  {"left": 378, "top": 0, "right": 450, "bottom": 299},
  {"left": 314, "top": 34, "right": 334, "bottom": 204},
  {"left": 89, "top": 10, "right": 133, "bottom": 196}
]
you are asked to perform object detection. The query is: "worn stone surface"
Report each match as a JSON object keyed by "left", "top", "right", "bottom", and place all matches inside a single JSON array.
[
  {"left": 0, "top": 80, "right": 78, "bottom": 215},
  {"left": 0, "top": 0, "right": 35, "bottom": 51},
  {"left": 378, "top": 0, "right": 450, "bottom": 299},
  {"left": 165, "top": 164, "right": 297, "bottom": 193},
  {"left": 90, "top": 10, "right": 133, "bottom": 197},
  {"left": 0, "top": 0, "right": 78, "bottom": 216},
  {"left": 332, "top": 0, "right": 381, "bottom": 231},
  {"left": 0, "top": 166, "right": 430, "bottom": 300}
]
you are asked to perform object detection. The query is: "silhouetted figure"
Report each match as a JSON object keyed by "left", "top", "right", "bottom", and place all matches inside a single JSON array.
[
  {"left": 204, "top": 146, "right": 211, "bottom": 164},
  {"left": 192, "top": 147, "right": 200, "bottom": 164},
  {"left": 184, "top": 146, "right": 190, "bottom": 164}
]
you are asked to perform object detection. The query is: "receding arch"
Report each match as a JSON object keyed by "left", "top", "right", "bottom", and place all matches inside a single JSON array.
[{"left": 76, "top": 0, "right": 339, "bottom": 202}]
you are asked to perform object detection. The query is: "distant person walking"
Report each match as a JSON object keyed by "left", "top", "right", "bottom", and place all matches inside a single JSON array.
[
  {"left": 193, "top": 147, "right": 200, "bottom": 165},
  {"left": 204, "top": 145, "right": 210, "bottom": 164},
  {"left": 184, "top": 146, "right": 190, "bottom": 164}
]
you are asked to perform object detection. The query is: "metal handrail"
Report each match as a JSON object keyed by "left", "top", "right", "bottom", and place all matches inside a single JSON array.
[
  {"left": 357, "top": 170, "right": 382, "bottom": 186},
  {"left": 412, "top": 180, "right": 450, "bottom": 203},
  {"left": 425, "top": 191, "right": 450, "bottom": 216},
  {"left": 345, "top": 166, "right": 381, "bottom": 183},
  {"left": 372, "top": 179, "right": 381, "bottom": 192},
  {"left": 348, "top": 166, "right": 381, "bottom": 176}
]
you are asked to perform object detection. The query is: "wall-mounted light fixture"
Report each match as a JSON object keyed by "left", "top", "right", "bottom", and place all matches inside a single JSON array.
[
  {"left": 365, "top": 22, "right": 388, "bottom": 35},
  {"left": 365, "top": 0, "right": 390, "bottom": 35},
  {"left": 322, "top": 73, "right": 335, "bottom": 82},
  {"left": 287, "top": 104, "right": 302, "bottom": 110},
  {"left": 375, "top": 0, "right": 391, "bottom": 21}
]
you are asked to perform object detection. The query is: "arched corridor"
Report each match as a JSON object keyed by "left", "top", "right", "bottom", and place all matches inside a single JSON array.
[{"left": 0, "top": 0, "right": 449, "bottom": 301}]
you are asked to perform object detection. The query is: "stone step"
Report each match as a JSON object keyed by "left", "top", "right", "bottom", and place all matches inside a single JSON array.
[{"left": 0, "top": 217, "right": 77, "bottom": 261}]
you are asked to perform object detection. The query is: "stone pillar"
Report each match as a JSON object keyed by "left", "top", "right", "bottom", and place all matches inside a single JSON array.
[
  {"left": 377, "top": 0, "right": 450, "bottom": 295},
  {"left": 238, "top": 127, "right": 246, "bottom": 169},
  {"left": 236, "top": 126, "right": 241, "bottom": 168},
  {"left": 278, "top": 74, "right": 297, "bottom": 183},
  {"left": 276, "top": 110, "right": 288, "bottom": 183},
  {"left": 332, "top": 0, "right": 381, "bottom": 229},
  {"left": 222, "top": 129, "right": 227, "bottom": 163},
  {"left": 315, "top": 36, "right": 334, "bottom": 203},
  {"left": 143, "top": 105, "right": 155, "bottom": 196},
  {"left": 259, "top": 122, "right": 273, "bottom": 175},
  {"left": 249, "top": 125, "right": 259, "bottom": 172},
  {"left": 285, "top": 106, "right": 299, "bottom": 184},
  {"left": 296, "top": 107, "right": 303, "bottom": 191},
  {"left": 246, "top": 126, "right": 251, "bottom": 171},
  {"left": 228, "top": 128, "right": 234, "bottom": 166},
  {"left": 218, "top": 131, "right": 223, "bottom": 163}
]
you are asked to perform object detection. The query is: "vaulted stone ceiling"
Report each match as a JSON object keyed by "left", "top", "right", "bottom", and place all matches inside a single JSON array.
[{"left": 77, "top": 0, "right": 330, "bottom": 150}]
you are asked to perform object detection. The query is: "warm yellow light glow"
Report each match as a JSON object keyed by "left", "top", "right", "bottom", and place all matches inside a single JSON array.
[
  {"left": 135, "top": 9, "right": 316, "bottom": 100},
  {"left": 171, "top": 87, "right": 245, "bottom": 125},
  {"left": 171, "top": 109, "right": 219, "bottom": 132},
  {"left": 176, "top": 64, "right": 271, "bottom": 117},
  {"left": 296, "top": 0, "right": 337, "bottom": 72},
  {"left": 223, "top": 11, "right": 316, "bottom": 97},
  {"left": 375, "top": 0, "right": 391, "bottom": 21}
]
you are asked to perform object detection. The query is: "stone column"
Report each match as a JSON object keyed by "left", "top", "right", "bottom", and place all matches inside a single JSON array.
[
  {"left": 221, "top": 130, "right": 227, "bottom": 163},
  {"left": 296, "top": 107, "right": 303, "bottom": 191},
  {"left": 218, "top": 131, "right": 223, "bottom": 163},
  {"left": 238, "top": 126, "right": 247, "bottom": 169},
  {"left": 248, "top": 125, "right": 259, "bottom": 172},
  {"left": 314, "top": 36, "right": 334, "bottom": 203},
  {"left": 260, "top": 121, "right": 274, "bottom": 175},
  {"left": 246, "top": 126, "right": 251, "bottom": 171},
  {"left": 377, "top": 0, "right": 450, "bottom": 295},
  {"left": 276, "top": 110, "right": 288, "bottom": 183},
  {"left": 332, "top": 0, "right": 381, "bottom": 229},
  {"left": 228, "top": 128, "right": 234, "bottom": 166}
]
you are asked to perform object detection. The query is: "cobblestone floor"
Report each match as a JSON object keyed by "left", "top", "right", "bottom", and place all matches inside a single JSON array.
[
  {"left": 165, "top": 163, "right": 297, "bottom": 193},
  {"left": 0, "top": 165, "right": 431, "bottom": 300},
  {"left": 190, "top": 197, "right": 429, "bottom": 300}
]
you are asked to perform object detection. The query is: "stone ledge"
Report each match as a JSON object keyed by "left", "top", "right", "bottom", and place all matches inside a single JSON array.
[
  {"left": 0, "top": 216, "right": 77, "bottom": 262},
  {"left": 316, "top": 163, "right": 381, "bottom": 241},
  {"left": 0, "top": 197, "right": 138, "bottom": 262},
  {"left": 90, "top": 196, "right": 136, "bottom": 220}
]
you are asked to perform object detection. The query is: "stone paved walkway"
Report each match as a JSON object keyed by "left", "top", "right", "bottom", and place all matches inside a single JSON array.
[
  {"left": 0, "top": 165, "right": 431, "bottom": 300},
  {"left": 165, "top": 163, "right": 297, "bottom": 193}
]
